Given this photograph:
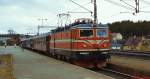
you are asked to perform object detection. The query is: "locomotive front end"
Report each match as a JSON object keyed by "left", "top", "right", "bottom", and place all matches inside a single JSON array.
[
  {"left": 77, "top": 26, "right": 110, "bottom": 51},
  {"left": 71, "top": 20, "right": 110, "bottom": 68}
]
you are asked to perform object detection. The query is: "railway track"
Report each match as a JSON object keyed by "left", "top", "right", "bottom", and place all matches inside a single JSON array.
[
  {"left": 94, "top": 68, "right": 130, "bottom": 79},
  {"left": 109, "top": 50, "right": 150, "bottom": 58},
  {"left": 99, "top": 67, "right": 146, "bottom": 79},
  {"left": 91, "top": 64, "right": 150, "bottom": 79}
]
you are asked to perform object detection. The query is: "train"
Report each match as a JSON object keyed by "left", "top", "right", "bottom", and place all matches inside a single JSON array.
[{"left": 21, "top": 18, "right": 110, "bottom": 68}]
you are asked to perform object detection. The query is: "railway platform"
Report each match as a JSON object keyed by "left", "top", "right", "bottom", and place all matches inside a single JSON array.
[
  {"left": 0, "top": 46, "right": 114, "bottom": 79},
  {"left": 0, "top": 50, "right": 13, "bottom": 79}
]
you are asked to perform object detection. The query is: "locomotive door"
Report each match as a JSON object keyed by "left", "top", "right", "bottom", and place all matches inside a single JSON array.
[
  {"left": 49, "top": 34, "right": 55, "bottom": 55},
  {"left": 54, "top": 34, "right": 56, "bottom": 54},
  {"left": 70, "top": 31, "right": 72, "bottom": 52}
]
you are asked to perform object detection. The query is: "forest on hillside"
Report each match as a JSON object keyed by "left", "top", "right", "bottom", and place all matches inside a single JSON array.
[{"left": 108, "top": 20, "right": 150, "bottom": 37}]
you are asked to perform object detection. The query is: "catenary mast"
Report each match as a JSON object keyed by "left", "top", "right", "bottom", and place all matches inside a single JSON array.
[{"left": 93, "top": 0, "right": 97, "bottom": 27}]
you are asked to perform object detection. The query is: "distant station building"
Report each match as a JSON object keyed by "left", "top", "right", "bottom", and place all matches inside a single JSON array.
[
  {"left": 0, "top": 34, "right": 31, "bottom": 46},
  {"left": 0, "top": 36, "right": 11, "bottom": 46},
  {"left": 110, "top": 33, "right": 123, "bottom": 50}
]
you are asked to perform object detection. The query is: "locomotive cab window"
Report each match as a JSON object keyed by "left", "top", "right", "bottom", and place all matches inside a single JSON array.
[
  {"left": 96, "top": 29, "right": 107, "bottom": 37},
  {"left": 80, "top": 29, "right": 93, "bottom": 37}
]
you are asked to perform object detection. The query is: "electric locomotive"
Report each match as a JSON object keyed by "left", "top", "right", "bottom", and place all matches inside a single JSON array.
[{"left": 50, "top": 18, "right": 110, "bottom": 68}]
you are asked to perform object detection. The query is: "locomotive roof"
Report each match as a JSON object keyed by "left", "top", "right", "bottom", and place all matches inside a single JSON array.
[
  {"left": 31, "top": 33, "right": 50, "bottom": 39},
  {"left": 21, "top": 33, "right": 50, "bottom": 41},
  {"left": 72, "top": 23, "right": 108, "bottom": 28},
  {"left": 51, "top": 23, "right": 108, "bottom": 33}
]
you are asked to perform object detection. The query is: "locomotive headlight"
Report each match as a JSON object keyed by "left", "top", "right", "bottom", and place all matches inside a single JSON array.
[
  {"left": 83, "top": 44, "right": 87, "bottom": 48},
  {"left": 102, "top": 52, "right": 108, "bottom": 54},
  {"left": 103, "top": 43, "right": 107, "bottom": 48},
  {"left": 80, "top": 52, "right": 89, "bottom": 55}
]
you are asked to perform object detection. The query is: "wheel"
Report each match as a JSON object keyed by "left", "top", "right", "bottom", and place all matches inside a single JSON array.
[
  {"left": 57, "top": 55, "right": 61, "bottom": 59},
  {"left": 61, "top": 55, "right": 65, "bottom": 61},
  {"left": 96, "top": 62, "right": 106, "bottom": 69}
]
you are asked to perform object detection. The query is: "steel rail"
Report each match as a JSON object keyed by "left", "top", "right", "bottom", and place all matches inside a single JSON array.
[
  {"left": 100, "top": 68, "right": 142, "bottom": 79},
  {"left": 109, "top": 50, "right": 150, "bottom": 57}
]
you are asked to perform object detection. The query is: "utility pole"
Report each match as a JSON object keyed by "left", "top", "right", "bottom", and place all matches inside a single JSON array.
[
  {"left": 69, "top": 0, "right": 97, "bottom": 27},
  {"left": 37, "top": 18, "right": 48, "bottom": 35},
  {"left": 93, "top": 0, "right": 97, "bottom": 27},
  {"left": 8, "top": 27, "right": 15, "bottom": 35},
  {"left": 38, "top": 18, "right": 48, "bottom": 26},
  {"left": 57, "top": 13, "right": 71, "bottom": 27},
  {"left": 135, "top": 0, "right": 139, "bottom": 13}
]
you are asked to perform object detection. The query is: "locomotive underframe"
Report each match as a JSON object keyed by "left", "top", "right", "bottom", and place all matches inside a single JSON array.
[{"left": 49, "top": 48, "right": 110, "bottom": 68}]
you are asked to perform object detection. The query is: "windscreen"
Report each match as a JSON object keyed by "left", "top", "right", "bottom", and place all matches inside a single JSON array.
[
  {"left": 80, "top": 29, "right": 93, "bottom": 37},
  {"left": 96, "top": 29, "right": 108, "bottom": 37}
]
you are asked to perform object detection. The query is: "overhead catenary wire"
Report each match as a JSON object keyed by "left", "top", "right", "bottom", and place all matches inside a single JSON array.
[
  {"left": 69, "top": 0, "right": 97, "bottom": 26},
  {"left": 64, "top": 1, "right": 92, "bottom": 13},
  {"left": 102, "top": 12, "right": 124, "bottom": 20},
  {"left": 67, "top": 11, "right": 92, "bottom": 13},
  {"left": 120, "top": 0, "right": 135, "bottom": 9},
  {"left": 105, "top": 0, "right": 149, "bottom": 14},
  {"left": 102, "top": 11, "right": 136, "bottom": 21},
  {"left": 140, "top": 5, "right": 150, "bottom": 9},
  {"left": 137, "top": 0, "right": 150, "bottom": 13},
  {"left": 141, "top": 0, "right": 150, "bottom": 5},
  {"left": 104, "top": 0, "right": 134, "bottom": 11},
  {"left": 59, "top": 0, "right": 94, "bottom": 18},
  {"left": 57, "top": 1, "right": 95, "bottom": 27},
  {"left": 65, "top": 0, "right": 150, "bottom": 23},
  {"left": 69, "top": 0, "right": 93, "bottom": 14},
  {"left": 139, "top": 10, "right": 150, "bottom": 13}
]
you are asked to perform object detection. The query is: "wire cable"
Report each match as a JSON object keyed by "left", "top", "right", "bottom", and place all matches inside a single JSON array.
[
  {"left": 102, "top": 11, "right": 135, "bottom": 20},
  {"left": 140, "top": 11, "right": 150, "bottom": 13},
  {"left": 120, "top": 0, "right": 135, "bottom": 8},
  {"left": 69, "top": 0, "right": 92, "bottom": 13},
  {"left": 66, "top": 1, "right": 93, "bottom": 14},
  {"left": 141, "top": 0, "right": 150, "bottom": 5},
  {"left": 104, "top": 0, "right": 134, "bottom": 11},
  {"left": 140, "top": 6, "right": 150, "bottom": 9}
]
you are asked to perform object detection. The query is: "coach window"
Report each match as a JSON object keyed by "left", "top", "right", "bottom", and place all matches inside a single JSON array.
[{"left": 80, "top": 29, "right": 93, "bottom": 37}]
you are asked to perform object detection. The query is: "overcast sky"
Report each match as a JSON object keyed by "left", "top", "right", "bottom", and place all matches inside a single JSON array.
[{"left": 0, "top": 0, "right": 150, "bottom": 34}]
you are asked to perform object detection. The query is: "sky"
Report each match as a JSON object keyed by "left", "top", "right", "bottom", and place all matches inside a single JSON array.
[{"left": 0, "top": 0, "right": 150, "bottom": 34}]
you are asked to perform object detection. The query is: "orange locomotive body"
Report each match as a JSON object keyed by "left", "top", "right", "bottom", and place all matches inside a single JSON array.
[{"left": 49, "top": 18, "right": 110, "bottom": 68}]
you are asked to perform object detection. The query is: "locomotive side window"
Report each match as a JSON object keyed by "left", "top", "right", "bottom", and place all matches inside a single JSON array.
[
  {"left": 96, "top": 29, "right": 107, "bottom": 37},
  {"left": 80, "top": 29, "right": 93, "bottom": 37}
]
